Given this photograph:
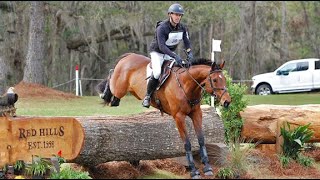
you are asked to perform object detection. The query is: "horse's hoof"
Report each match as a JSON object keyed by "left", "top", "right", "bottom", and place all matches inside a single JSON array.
[
  {"left": 204, "top": 170, "right": 214, "bottom": 176},
  {"left": 203, "top": 164, "right": 213, "bottom": 176},
  {"left": 110, "top": 96, "right": 120, "bottom": 106},
  {"left": 191, "top": 175, "right": 201, "bottom": 179},
  {"left": 190, "top": 170, "right": 201, "bottom": 179}
]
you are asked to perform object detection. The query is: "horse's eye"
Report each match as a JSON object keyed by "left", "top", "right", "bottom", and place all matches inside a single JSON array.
[{"left": 212, "top": 79, "right": 217, "bottom": 82}]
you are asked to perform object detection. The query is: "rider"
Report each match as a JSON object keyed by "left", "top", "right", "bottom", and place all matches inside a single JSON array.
[{"left": 142, "top": 3, "right": 194, "bottom": 108}]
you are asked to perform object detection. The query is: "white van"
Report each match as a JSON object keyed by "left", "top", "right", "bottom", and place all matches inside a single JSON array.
[{"left": 251, "top": 58, "right": 320, "bottom": 95}]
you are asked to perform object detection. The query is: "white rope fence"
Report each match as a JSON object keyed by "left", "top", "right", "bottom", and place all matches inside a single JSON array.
[{"left": 50, "top": 77, "right": 104, "bottom": 96}]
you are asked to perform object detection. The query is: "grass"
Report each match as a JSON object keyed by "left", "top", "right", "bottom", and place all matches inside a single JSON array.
[
  {"left": 15, "top": 93, "right": 319, "bottom": 116},
  {"left": 245, "top": 93, "right": 320, "bottom": 106},
  {"left": 15, "top": 95, "right": 151, "bottom": 116}
]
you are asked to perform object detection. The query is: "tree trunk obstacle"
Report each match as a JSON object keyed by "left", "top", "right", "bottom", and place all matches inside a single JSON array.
[
  {"left": 240, "top": 104, "right": 320, "bottom": 153},
  {"left": 71, "top": 104, "right": 320, "bottom": 166},
  {"left": 72, "top": 105, "right": 226, "bottom": 167},
  {"left": 3, "top": 104, "right": 318, "bottom": 168}
]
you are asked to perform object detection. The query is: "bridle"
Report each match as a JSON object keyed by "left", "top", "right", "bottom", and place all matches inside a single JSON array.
[
  {"left": 174, "top": 67, "right": 228, "bottom": 107},
  {"left": 207, "top": 69, "right": 228, "bottom": 100}
]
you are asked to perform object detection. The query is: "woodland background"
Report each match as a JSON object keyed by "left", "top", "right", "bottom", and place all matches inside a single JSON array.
[{"left": 0, "top": 1, "right": 319, "bottom": 95}]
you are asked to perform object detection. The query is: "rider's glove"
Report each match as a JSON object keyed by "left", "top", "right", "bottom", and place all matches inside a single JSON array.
[
  {"left": 174, "top": 55, "right": 183, "bottom": 66},
  {"left": 187, "top": 51, "right": 194, "bottom": 61}
]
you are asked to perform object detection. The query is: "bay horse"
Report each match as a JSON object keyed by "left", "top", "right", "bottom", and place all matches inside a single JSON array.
[{"left": 96, "top": 53, "right": 231, "bottom": 178}]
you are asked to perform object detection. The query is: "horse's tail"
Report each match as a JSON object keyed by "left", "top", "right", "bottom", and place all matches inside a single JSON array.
[{"left": 96, "top": 69, "right": 114, "bottom": 106}]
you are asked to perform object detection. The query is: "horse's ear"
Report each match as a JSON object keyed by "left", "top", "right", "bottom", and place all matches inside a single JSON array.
[
  {"left": 211, "top": 62, "right": 216, "bottom": 71},
  {"left": 220, "top": 60, "right": 225, "bottom": 69}
]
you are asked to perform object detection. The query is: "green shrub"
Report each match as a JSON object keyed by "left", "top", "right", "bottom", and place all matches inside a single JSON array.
[
  {"left": 296, "top": 154, "right": 314, "bottom": 167},
  {"left": 201, "top": 91, "right": 211, "bottom": 105},
  {"left": 25, "top": 156, "right": 52, "bottom": 177},
  {"left": 217, "top": 138, "right": 256, "bottom": 178},
  {"left": 52, "top": 154, "right": 67, "bottom": 165},
  {"left": 280, "top": 122, "right": 313, "bottom": 159},
  {"left": 279, "top": 155, "right": 291, "bottom": 168},
  {"left": 216, "top": 167, "right": 234, "bottom": 179},
  {"left": 13, "top": 160, "right": 25, "bottom": 172},
  {"left": 213, "top": 70, "right": 249, "bottom": 144},
  {"left": 49, "top": 164, "right": 92, "bottom": 179}
]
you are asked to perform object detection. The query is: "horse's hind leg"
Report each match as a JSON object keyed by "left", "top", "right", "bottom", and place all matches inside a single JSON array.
[
  {"left": 174, "top": 113, "right": 201, "bottom": 179},
  {"left": 110, "top": 96, "right": 120, "bottom": 106},
  {"left": 96, "top": 69, "right": 114, "bottom": 106},
  {"left": 96, "top": 79, "right": 113, "bottom": 105},
  {"left": 189, "top": 110, "right": 214, "bottom": 176}
]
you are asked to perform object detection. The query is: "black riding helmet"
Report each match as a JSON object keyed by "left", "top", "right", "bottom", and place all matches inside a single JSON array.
[{"left": 167, "top": 3, "right": 184, "bottom": 15}]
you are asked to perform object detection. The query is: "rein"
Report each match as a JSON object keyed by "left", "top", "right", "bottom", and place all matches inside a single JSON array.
[{"left": 174, "top": 68, "right": 203, "bottom": 107}]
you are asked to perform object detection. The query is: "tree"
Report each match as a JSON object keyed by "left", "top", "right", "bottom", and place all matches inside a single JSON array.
[
  {"left": 23, "top": 1, "right": 46, "bottom": 84},
  {"left": 280, "top": 1, "right": 289, "bottom": 61}
]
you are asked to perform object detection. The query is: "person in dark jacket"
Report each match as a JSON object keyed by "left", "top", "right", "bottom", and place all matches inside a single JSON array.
[{"left": 142, "top": 3, "right": 194, "bottom": 108}]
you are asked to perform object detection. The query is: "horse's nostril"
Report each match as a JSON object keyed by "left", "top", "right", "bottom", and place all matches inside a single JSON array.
[{"left": 223, "top": 101, "right": 230, "bottom": 108}]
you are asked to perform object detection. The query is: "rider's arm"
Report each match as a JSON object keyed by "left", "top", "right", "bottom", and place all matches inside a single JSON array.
[{"left": 182, "top": 26, "right": 191, "bottom": 51}]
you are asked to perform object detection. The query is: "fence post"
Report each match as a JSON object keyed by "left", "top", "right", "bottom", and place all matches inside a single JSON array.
[
  {"left": 211, "top": 38, "right": 222, "bottom": 107},
  {"left": 75, "top": 65, "right": 79, "bottom": 96}
]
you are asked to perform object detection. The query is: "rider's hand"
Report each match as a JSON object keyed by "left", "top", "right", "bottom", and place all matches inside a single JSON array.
[
  {"left": 174, "top": 55, "right": 183, "bottom": 66},
  {"left": 187, "top": 51, "right": 194, "bottom": 61},
  {"left": 184, "top": 61, "right": 191, "bottom": 68}
]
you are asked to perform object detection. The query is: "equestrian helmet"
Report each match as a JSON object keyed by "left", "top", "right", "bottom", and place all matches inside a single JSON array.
[{"left": 168, "top": 3, "right": 184, "bottom": 15}]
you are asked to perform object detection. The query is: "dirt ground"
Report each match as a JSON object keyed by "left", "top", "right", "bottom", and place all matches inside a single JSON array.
[{"left": 10, "top": 81, "right": 320, "bottom": 179}]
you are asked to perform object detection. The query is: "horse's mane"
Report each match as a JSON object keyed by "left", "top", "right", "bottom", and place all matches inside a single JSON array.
[{"left": 190, "top": 58, "right": 213, "bottom": 66}]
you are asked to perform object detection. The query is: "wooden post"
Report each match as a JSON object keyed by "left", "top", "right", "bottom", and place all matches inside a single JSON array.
[{"left": 276, "top": 119, "right": 285, "bottom": 154}]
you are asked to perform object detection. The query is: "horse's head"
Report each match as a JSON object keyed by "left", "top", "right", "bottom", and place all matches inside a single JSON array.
[{"left": 204, "top": 61, "right": 231, "bottom": 108}]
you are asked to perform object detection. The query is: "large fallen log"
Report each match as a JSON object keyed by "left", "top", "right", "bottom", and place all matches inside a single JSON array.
[
  {"left": 72, "top": 105, "right": 225, "bottom": 167},
  {"left": 240, "top": 104, "right": 320, "bottom": 144}
]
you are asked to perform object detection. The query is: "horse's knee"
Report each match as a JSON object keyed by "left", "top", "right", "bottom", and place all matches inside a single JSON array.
[{"left": 110, "top": 96, "right": 120, "bottom": 106}]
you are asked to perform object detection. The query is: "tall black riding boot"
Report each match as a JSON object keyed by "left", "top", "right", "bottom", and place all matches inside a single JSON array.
[{"left": 142, "top": 76, "right": 159, "bottom": 108}]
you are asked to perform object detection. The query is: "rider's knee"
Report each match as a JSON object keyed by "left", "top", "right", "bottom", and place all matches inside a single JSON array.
[{"left": 153, "top": 72, "right": 161, "bottom": 80}]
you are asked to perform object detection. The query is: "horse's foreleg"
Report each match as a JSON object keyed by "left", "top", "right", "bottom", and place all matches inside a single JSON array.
[
  {"left": 174, "top": 113, "right": 200, "bottom": 179},
  {"left": 189, "top": 109, "right": 214, "bottom": 176}
]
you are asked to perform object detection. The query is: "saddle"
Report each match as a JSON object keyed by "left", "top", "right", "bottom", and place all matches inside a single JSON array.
[
  {"left": 147, "top": 60, "right": 175, "bottom": 116},
  {"left": 148, "top": 60, "right": 176, "bottom": 90}
]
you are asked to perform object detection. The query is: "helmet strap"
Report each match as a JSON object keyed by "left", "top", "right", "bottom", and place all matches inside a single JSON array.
[{"left": 169, "top": 14, "right": 180, "bottom": 27}]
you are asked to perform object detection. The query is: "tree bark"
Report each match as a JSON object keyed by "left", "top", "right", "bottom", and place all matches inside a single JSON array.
[
  {"left": 280, "top": 1, "right": 289, "bottom": 61},
  {"left": 240, "top": 104, "right": 320, "bottom": 143},
  {"left": 0, "top": 56, "right": 9, "bottom": 94},
  {"left": 0, "top": 2, "right": 13, "bottom": 12},
  {"left": 71, "top": 106, "right": 225, "bottom": 167},
  {"left": 23, "top": 1, "right": 46, "bottom": 85}
]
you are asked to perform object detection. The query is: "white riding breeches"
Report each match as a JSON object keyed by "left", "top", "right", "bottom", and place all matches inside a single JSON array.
[{"left": 147, "top": 51, "right": 173, "bottom": 80}]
